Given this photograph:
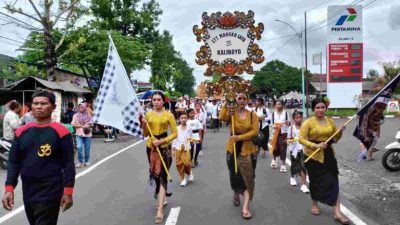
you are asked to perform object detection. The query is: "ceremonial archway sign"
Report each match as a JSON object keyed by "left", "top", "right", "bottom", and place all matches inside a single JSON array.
[
  {"left": 193, "top": 10, "right": 265, "bottom": 105},
  {"left": 193, "top": 11, "right": 264, "bottom": 173}
]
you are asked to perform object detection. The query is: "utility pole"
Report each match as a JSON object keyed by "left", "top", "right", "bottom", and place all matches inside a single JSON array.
[{"left": 304, "top": 11, "right": 309, "bottom": 116}]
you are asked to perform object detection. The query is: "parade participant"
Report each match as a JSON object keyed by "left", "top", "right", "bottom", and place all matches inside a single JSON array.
[
  {"left": 187, "top": 108, "right": 203, "bottom": 167},
  {"left": 2, "top": 90, "right": 75, "bottom": 225},
  {"left": 211, "top": 99, "right": 220, "bottom": 132},
  {"left": 140, "top": 91, "right": 177, "bottom": 224},
  {"left": 172, "top": 113, "right": 194, "bottom": 187},
  {"left": 188, "top": 99, "right": 195, "bottom": 109},
  {"left": 2, "top": 100, "right": 21, "bottom": 142},
  {"left": 219, "top": 93, "right": 259, "bottom": 220},
  {"left": 176, "top": 97, "right": 187, "bottom": 110},
  {"left": 72, "top": 103, "right": 93, "bottom": 168},
  {"left": 205, "top": 98, "right": 214, "bottom": 117},
  {"left": 270, "top": 100, "right": 290, "bottom": 172},
  {"left": 246, "top": 101, "right": 255, "bottom": 111},
  {"left": 254, "top": 98, "right": 271, "bottom": 158},
  {"left": 287, "top": 110, "right": 309, "bottom": 193},
  {"left": 299, "top": 97, "right": 349, "bottom": 224},
  {"left": 194, "top": 102, "right": 207, "bottom": 156}
]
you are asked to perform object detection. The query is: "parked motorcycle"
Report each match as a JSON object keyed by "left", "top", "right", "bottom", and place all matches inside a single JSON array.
[
  {"left": 382, "top": 130, "right": 400, "bottom": 172},
  {"left": 0, "top": 138, "right": 11, "bottom": 169}
]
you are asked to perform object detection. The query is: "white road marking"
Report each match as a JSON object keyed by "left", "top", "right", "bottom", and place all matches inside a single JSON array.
[
  {"left": 165, "top": 207, "right": 181, "bottom": 225},
  {"left": 285, "top": 159, "right": 367, "bottom": 225},
  {"left": 0, "top": 140, "right": 144, "bottom": 224}
]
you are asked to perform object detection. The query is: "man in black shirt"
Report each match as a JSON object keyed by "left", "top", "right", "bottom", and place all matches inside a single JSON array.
[{"left": 2, "top": 90, "right": 75, "bottom": 225}]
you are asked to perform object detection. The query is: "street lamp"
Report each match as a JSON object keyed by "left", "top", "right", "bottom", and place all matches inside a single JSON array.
[{"left": 275, "top": 19, "right": 306, "bottom": 117}]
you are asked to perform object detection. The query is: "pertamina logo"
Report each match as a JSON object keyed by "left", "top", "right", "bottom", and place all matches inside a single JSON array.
[{"left": 332, "top": 8, "right": 361, "bottom": 32}]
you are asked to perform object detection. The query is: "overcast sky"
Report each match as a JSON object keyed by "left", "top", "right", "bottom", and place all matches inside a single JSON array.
[{"left": 0, "top": 0, "right": 399, "bottom": 85}]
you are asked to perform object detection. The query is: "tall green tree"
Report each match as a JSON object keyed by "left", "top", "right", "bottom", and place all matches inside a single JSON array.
[
  {"left": 5, "top": 0, "right": 85, "bottom": 80},
  {"left": 252, "top": 60, "right": 304, "bottom": 97},
  {"left": 172, "top": 58, "right": 195, "bottom": 96},
  {"left": 150, "top": 31, "right": 196, "bottom": 95},
  {"left": 90, "top": 0, "right": 162, "bottom": 44},
  {"left": 18, "top": 27, "right": 151, "bottom": 78}
]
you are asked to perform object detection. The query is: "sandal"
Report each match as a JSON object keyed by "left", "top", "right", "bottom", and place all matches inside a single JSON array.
[
  {"left": 310, "top": 207, "right": 320, "bottom": 215},
  {"left": 334, "top": 215, "right": 350, "bottom": 224},
  {"left": 242, "top": 211, "right": 252, "bottom": 220},
  {"left": 155, "top": 215, "right": 164, "bottom": 224}
]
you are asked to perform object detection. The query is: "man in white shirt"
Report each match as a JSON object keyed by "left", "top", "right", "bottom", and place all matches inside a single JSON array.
[
  {"left": 2, "top": 101, "right": 22, "bottom": 141},
  {"left": 205, "top": 98, "right": 214, "bottom": 117}
]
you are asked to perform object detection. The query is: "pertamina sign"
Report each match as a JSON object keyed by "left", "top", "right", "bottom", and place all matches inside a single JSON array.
[{"left": 327, "top": 5, "right": 363, "bottom": 108}]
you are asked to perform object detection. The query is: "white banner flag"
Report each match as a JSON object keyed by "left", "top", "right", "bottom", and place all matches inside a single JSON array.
[{"left": 93, "top": 35, "right": 143, "bottom": 138}]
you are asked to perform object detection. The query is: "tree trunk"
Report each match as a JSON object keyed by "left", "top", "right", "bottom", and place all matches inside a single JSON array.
[{"left": 43, "top": 20, "right": 57, "bottom": 81}]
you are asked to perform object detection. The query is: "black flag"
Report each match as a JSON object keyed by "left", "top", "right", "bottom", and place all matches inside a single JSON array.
[{"left": 353, "top": 73, "right": 400, "bottom": 149}]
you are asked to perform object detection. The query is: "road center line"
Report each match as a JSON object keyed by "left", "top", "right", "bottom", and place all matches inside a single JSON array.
[
  {"left": 0, "top": 140, "right": 144, "bottom": 224},
  {"left": 165, "top": 207, "right": 181, "bottom": 225},
  {"left": 285, "top": 158, "right": 367, "bottom": 225}
]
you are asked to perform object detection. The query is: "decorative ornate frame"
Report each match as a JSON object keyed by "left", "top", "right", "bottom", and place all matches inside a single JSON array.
[
  {"left": 205, "top": 76, "right": 256, "bottom": 106},
  {"left": 193, "top": 10, "right": 265, "bottom": 76}
]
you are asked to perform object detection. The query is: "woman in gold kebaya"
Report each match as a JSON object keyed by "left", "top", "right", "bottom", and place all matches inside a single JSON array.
[
  {"left": 299, "top": 97, "right": 349, "bottom": 224},
  {"left": 219, "top": 93, "right": 259, "bottom": 220},
  {"left": 141, "top": 91, "right": 177, "bottom": 224}
]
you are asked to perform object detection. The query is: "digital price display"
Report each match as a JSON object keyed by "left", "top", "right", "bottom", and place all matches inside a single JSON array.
[{"left": 328, "top": 43, "right": 363, "bottom": 82}]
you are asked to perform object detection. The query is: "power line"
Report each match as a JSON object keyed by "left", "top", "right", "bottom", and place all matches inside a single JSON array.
[
  {"left": 265, "top": 36, "right": 297, "bottom": 59},
  {"left": 306, "top": 0, "right": 364, "bottom": 32},
  {"left": 0, "top": 35, "right": 24, "bottom": 44},
  {"left": 0, "top": 39, "right": 21, "bottom": 47},
  {"left": 363, "top": 0, "right": 382, "bottom": 8},
  {"left": 306, "top": 0, "right": 335, "bottom": 12}
]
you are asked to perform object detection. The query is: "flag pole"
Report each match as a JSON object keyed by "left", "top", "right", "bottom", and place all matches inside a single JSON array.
[
  {"left": 146, "top": 123, "right": 173, "bottom": 182},
  {"left": 304, "top": 114, "right": 357, "bottom": 163},
  {"left": 305, "top": 73, "right": 400, "bottom": 163},
  {"left": 231, "top": 115, "right": 238, "bottom": 174}
]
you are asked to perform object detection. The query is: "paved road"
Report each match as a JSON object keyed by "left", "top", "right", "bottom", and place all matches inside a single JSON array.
[
  {"left": 334, "top": 117, "right": 400, "bottom": 225},
  {"left": 0, "top": 121, "right": 378, "bottom": 225}
]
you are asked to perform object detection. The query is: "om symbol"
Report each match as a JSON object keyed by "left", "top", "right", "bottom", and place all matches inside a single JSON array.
[
  {"left": 226, "top": 40, "right": 232, "bottom": 46},
  {"left": 38, "top": 144, "right": 52, "bottom": 157}
]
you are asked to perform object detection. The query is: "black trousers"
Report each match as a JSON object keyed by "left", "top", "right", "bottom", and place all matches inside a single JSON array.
[{"left": 24, "top": 199, "right": 61, "bottom": 225}]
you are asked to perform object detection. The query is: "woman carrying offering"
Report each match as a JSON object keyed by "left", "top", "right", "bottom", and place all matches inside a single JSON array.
[
  {"left": 219, "top": 93, "right": 259, "bottom": 220},
  {"left": 140, "top": 91, "right": 177, "bottom": 224},
  {"left": 299, "top": 97, "right": 349, "bottom": 224}
]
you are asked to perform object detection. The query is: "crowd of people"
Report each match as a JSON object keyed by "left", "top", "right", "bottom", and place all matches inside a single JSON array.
[
  {"left": 2, "top": 98, "right": 95, "bottom": 169},
  {"left": 138, "top": 92, "right": 350, "bottom": 224},
  {"left": 1, "top": 89, "right": 350, "bottom": 225}
]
